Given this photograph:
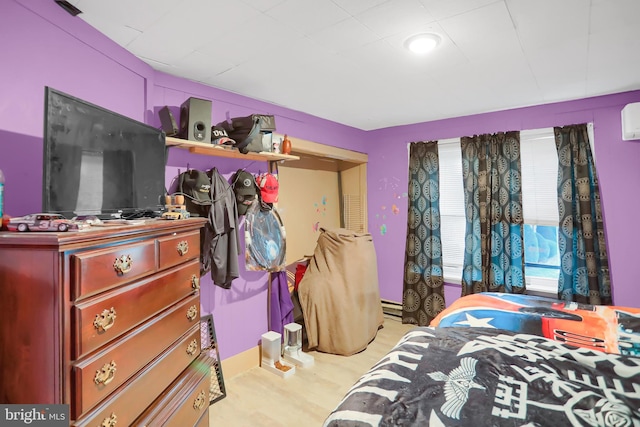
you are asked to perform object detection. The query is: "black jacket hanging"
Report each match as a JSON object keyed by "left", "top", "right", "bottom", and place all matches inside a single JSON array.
[{"left": 201, "top": 168, "right": 240, "bottom": 288}]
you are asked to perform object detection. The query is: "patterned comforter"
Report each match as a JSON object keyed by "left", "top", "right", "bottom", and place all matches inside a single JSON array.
[{"left": 324, "top": 326, "right": 640, "bottom": 426}]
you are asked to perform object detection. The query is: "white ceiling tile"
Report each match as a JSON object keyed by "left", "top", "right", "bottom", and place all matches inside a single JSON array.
[
  {"left": 130, "top": 1, "right": 260, "bottom": 48},
  {"left": 418, "top": 0, "right": 503, "bottom": 20},
  {"left": 508, "top": 0, "right": 589, "bottom": 51},
  {"left": 78, "top": 17, "right": 143, "bottom": 48},
  {"left": 587, "top": 28, "right": 640, "bottom": 94},
  {"left": 336, "top": 39, "right": 412, "bottom": 76},
  {"left": 173, "top": 51, "right": 235, "bottom": 82},
  {"left": 239, "top": 0, "right": 287, "bottom": 13},
  {"left": 469, "top": 56, "right": 539, "bottom": 97},
  {"left": 330, "top": 0, "right": 392, "bottom": 16},
  {"left": 307, "top": 18, "right": 381, "bottom": 53},
  {"left": 265, "top": 37, "right": 335, "bottom": 65},
  {"left": 439, "top": 1, "right": 515, "bottom": 42},
  {"left": 139, "top": 57, "right": 174, "bottom": 70},
  {"left": 453, "top": 28, "right": 522, "bottom": 61},
  {"left": 434, "top": 70, "right": 495, "bottom": 106},
  {"left": 354, "top": 0, "right": 437, "bottom": 38},
  {"left": 195, "top": 14, "right": 308, "bottom": 66},
  {"left": 71, "top": 0, "right": 178, "bottom": 31},
  {"left": 265, "top": 0, "right": 350, "bottom": 36},
  {"left": 590, "top": 0, "right": 640, "bottom": 34},
  {"left": 60, "top": 0, "right": 640, "bottom": 130},
  {"left": 528, "top": 52, "right": 587, "bottom": 100}
]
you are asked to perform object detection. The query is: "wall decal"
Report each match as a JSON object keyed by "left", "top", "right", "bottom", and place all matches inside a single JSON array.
[{"left": 378, "top": 177, "right": 401, "bottom": 191}]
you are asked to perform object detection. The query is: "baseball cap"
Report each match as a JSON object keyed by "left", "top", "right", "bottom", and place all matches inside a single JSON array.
[
  {"left": 179, "top": 169, "right": 212, "bottom": 205},
  {"left": 256, "top": 173, "right": 279, "bottom": 204},
  {"left": 211, "top": 125, "right": 236, "bottom": 146},
  {"left": 232, "top": 170, "right": 257, "bottom": 215}
]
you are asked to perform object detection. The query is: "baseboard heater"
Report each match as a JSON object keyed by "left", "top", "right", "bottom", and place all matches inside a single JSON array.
[{"left": 381, "top": 299, "right": 402, "bottom": 318}]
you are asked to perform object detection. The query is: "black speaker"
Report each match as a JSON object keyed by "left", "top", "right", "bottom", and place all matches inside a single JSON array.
[
  {"left": 159, "top": 106, "right": 178, "bottom": 136},
  {"left": 179, "top": 97, "right": 212, "bottom": 142}
]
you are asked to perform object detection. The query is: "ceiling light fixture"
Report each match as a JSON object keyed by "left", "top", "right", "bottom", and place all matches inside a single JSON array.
[{"left": 404, "top": 33, "right": 441, "bottom": 55}]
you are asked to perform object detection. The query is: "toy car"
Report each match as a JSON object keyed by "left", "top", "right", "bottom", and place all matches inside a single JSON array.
[
  {"left": 161, "top": 210, "right": 189, "bottom": 220},
  {"left": 161, "top": 195, "right": 191, "bottom": 220},
  {"left": 7, "top": 213, "right": 82, "bottom": 232}
]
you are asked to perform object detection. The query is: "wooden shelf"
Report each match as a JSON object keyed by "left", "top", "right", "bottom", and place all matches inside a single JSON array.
[{"left": 166, "top": 136, "right": 300, "bottom": 162}]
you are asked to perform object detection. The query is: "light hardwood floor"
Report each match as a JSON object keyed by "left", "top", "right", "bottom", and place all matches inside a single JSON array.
[{"left": 209, "top": 316, "right": 415, "bottom": 426}]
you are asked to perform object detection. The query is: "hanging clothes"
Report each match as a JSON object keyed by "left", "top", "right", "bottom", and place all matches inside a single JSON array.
[
  {"left": 269, "top": 270, "right": 294, "bottom": 336},
  {"left": 201, "top": 168, "right": 240, "bottom": 288}
]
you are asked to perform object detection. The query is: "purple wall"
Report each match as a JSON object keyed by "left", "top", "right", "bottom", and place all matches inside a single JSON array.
[
  {"left": 367, "top": 92, "right": 640, "bottom": 309},
  {"left": 2, "top": 0, "right": 639, "bottom": 362},
  {"left": 0, "top": 1, "right": 155, "bottom": 217},
  {"left": 0, "top": 0, "right": 367, "bottom": 360},
  {"left": 149, "top": 75, "right": 368, "bottom": 359}
]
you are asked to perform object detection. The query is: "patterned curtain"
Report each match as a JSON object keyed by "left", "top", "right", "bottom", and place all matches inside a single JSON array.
[
  {"left": 402, "top": 141, "right": 446, "bottom": 326},
  {"left": 460, "top": 132, "right": 525, "bottom": 296},
  {"left": 554, "top": 124, "right": 611, "bottom": 305}
]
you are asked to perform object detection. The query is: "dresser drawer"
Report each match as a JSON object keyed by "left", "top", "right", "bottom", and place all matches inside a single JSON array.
[
  {"left": 73, "top": 325, "right": 201, "bottom": 427},
  {"left": 72, "top": 294, "right": 200, "bottom": 418},
  {"left": 72, "top": 240, "right": 157, "bottom": 299},
  {"left": 72, "top": 259, "right": 200, "bottom": 359},
  {"left": 158, "top": 230, "right": 201, "bottom": 270},
  {"left": 164, "top": 369, "right": 210, "bottom": 427},
  {"left": 133, "top": 354, "right": 210, "bottom": 426},
  {"left": 195, "top": 410, "right": 210, "bottom": 427}
]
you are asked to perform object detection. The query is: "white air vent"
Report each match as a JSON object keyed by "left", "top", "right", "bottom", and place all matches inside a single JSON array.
[
  {"left": 343, "top": 194, "right": 365, "bottom": 233},
  {"left": 622, "top": 102, "right": 640, "bottom": 141}
]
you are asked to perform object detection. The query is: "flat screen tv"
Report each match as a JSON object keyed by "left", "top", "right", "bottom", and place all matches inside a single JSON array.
[{"left": 43, "top": 87, "right": 167, "bottom": 219}]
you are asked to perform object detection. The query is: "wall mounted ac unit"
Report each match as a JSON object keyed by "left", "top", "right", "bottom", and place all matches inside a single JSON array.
[{"left": 622, "top": 102, "right": 640, "bottom": 141}]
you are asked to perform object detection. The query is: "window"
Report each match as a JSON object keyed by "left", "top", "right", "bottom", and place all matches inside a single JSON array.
[
  {"left": 438, "top": 138, "right": 465, "bottom": 283},
  {"left": 437, "top": 128, "right": 576, "bottom": 294},
  {"left": 520, "top": 128, "right": 560, "bottom": 293}
]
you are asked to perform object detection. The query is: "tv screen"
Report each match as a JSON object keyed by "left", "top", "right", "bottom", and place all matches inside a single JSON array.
[{"left": 43, "top": 87, "right": 166, "bottom": 219}]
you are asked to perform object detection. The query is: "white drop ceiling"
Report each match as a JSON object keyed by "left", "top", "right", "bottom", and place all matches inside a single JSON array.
[{"left": 67, "top": 0, "right": 640, "bottom": 131}]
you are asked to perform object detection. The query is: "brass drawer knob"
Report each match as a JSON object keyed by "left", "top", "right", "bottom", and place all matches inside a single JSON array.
[
  {"left": 186, "top": 339, "right": 198, "bottom": 356},
  {"left": 101, "top": 413, "right": 117, "bottom": 427},
  {"left": 193, "top": 390, "right": 206, "bottom": 410},
  {"left": 94, "top": 361, "right": 117, "bottom": 386},
  {"left": 93, "top": 308, "right": 117, "bottom": 332},
  {"left": 113, "top": 255, "right": 133, "bottom": 275},
  {"left": 177, "top": 240, "right": 189, "bottom": 256},
  {"left": 186, "top": 305, "right": 198, "bottom": 321},
  {"left": 191, "top": 274, "right": 200, "bottom": 290}
]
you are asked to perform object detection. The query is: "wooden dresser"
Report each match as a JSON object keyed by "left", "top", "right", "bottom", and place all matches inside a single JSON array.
[{"left": 0, "top": 218, "right": 210, "bottom": 426}]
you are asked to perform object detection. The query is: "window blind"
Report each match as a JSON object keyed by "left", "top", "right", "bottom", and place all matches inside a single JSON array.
[
  {"left": 437, "top": 139, "right": 465, "bottom": 269},
  {"left": 520, "top": 128, "right": 559, "bottom": 226}
]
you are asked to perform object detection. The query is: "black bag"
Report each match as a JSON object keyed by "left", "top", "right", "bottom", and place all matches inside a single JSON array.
[{"left": 215, "top": 114, "right": 276, "bottom": 154}]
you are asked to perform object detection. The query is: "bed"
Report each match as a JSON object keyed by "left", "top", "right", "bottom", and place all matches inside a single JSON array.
[{"left": 323, "top": 293, "right": 640, "bottom": 426}]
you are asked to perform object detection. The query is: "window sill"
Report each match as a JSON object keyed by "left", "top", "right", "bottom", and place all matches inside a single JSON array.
[
  {"left": 444, "top": 267, "right": 558, "bottom": 294},
  {"left": 525, "top": 276, "right": 558, "bottom": 294}
]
